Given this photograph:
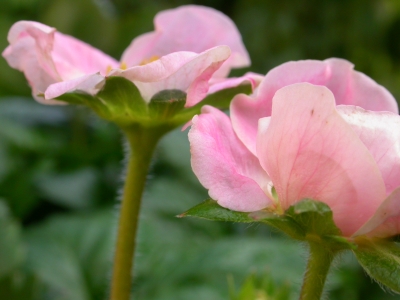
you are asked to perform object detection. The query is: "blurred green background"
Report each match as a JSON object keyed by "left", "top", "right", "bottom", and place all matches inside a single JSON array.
[{"left": 0, "top": 0, "right": 400, "bottom": 299}]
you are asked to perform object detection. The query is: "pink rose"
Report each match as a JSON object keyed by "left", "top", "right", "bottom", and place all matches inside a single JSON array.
[
  {"left": 2, "top": 5, "right": 255, "bottom": 106},
  {"left": 189, "top": 60, "right": 400, "bottom": 237}
]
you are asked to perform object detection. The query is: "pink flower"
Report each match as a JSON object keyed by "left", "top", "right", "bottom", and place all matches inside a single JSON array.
[
  {"left": 2, "top": 5, "right": 253, "bottom": 106},
  {"left": 189, "top": 61, "right": 400, "bottom": 238}
]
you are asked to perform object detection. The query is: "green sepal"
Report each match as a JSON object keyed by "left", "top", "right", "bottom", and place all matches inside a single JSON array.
[
  {"left": 177, "top": 199, "right": 254, "bottom": 223},
  {"left": 172, "top": 84, "right": 252, "bottom": 124},
  {"left": 54, "top": 77, "right": 148, "bottom": 126},
  {"left": 148, "top": 89, "right": 186, "bottom": 120},
  {"left": 54, "top": 78, "right": 252, "bottom": 128},
  {"left": 180, "top": 198, "right": 356, "bottom": 249},
  {"left": 354, "top": 238, "right": 400, "bottom": 293}
]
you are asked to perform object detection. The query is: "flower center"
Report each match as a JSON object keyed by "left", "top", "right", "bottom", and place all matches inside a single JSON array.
[
  {"left": 105, "top": 62, "right": 128, "bottom": 75},
  {"left": 139, "top": 55, "right": 160, "bottom": 66}
]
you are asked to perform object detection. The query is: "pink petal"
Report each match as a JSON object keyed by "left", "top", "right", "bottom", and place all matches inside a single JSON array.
[
  {"left": 44, "top": 73, "right": 105, "bottom": 100},
  {"left": 121, "top": 5, "right": 250, "bottom": 76},
  {"left": 112, "top": 46, "right": 231, "bottom": 105},
  {"left": 208, "top": 72, "right": 264, "bottom": 95},
  {"left": 2, "top": 21, "right": 60, "bottom": 98},
  {"left": 354, "top": 187, "right": 400, "bottom": 237},
  {"left": 231, "top": 59, "right": 398, "bottom": 155},
  {"left": 3, "top": 21, "right": 118, "bottom": 104},
  {"left": 338, "top": 105, "right": 400, "bottom": 195},
  {"left": 323, "top": 58, "right": 398, "bottom": 113},
  {"left": 51, "top": 33, "right": 119, "bottom": 79},
  {"left": 231, "top": 60, "right": 333, "bottom": 155},
  {"left": 189, "top": 105, "right": 273, "bottom": 211},
  {"left": 257, "top": 83, "right": 386, "bottom": 236}
]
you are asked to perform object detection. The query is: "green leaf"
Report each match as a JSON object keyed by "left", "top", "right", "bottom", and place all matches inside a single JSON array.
[
  {"left": 149, "top": 89, "right": 186, "bottom": 120},
  {"left": 182, "top": 198, "right": 355, "bottom": 249},
  {"left": 354, "top": 239, "right": 400, "bottom": 293},
  {"left": 178, "top": 199, "right": 254, "bottom": 223}
]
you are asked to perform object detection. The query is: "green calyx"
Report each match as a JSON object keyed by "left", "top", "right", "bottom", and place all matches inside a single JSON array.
[
  {"left": 180, "top": 198, "right": 355, "bottom": 250},
  {"left": 54, "top": 77, "right": 252, "bottom": 129}
]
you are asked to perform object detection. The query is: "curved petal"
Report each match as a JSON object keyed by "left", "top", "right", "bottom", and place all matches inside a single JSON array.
[
  {"left": 354, "top": 187, "right": 400, "bottom": 238},
  {"left": 112, "top": 46, "right": 231, "bottom": 105},
  {"left": 231, "top": 60, "right": 333, "bottom": 155},
  {"left": 118, "top": 31, "right": 160, "bottom": 67},
  {"left": 189, "top": 105, "right": 273, "bottom": 212},
  {"left": 121, "top": 5, "right": 250, "bottom": 75},
  {"left": 3, "top": 40, "right": 58, "bottom": 104},
  {"left": 231, "top": 59, "right": 398, "bottom": 155},
  {"left": 257, "top": 83, "right": 386, "bottom": 236},
  {"left": 44, "top": 73, "right": 105, "bottom": 99},
  {"left": 2, "top": 21, "right": 118, "bottom": 104},
  {"left": 2, "top": 21, "right": 60, "bottom": 98},
  {"left": 208, "top": 72, "right": 264, "bottom": 95},
  {"left": 52, "top": 33, "right": 119, "bottom": 79},
  {"left": 323, "top": 58, "right": 398, "bottom": 113},
  {"left": 338, "top": 105, "right": 400, "bottom": 195}
]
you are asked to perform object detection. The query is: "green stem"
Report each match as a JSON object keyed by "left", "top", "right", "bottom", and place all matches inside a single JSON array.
[
  {"left": 299, "top": 242, "right": 336, "bottom": 300},
  {"left": 110, "top": 124, "right": 168, "bottom": 300}
]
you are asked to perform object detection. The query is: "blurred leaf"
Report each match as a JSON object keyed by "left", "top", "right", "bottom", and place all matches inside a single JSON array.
[
  {"left": 229, "top": 273, "right": 291, "bottom": 300},
  {"left": 0, "top": 272, "right": 42, "bottom": 300},
  {"left": 0, "top": 97, "right": 67, "bottom": 126},
  {"left": 0, "top": 119, "right": 47, "bottom": 151},
  {"left": 0, "top": 200, "right": 25, "bottom": 278},
  {"left": 24, "top": 209, "right": 115, "bottom": 300},
  {"left": 34, "top": 168, "right": 98, "bottom": 209},
  {"left": 354, "top": 238, "right": 400, "bottom": 294}
]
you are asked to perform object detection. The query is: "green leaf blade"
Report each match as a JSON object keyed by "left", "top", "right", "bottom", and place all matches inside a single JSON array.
[
  {"left": 178, "top": 199, "right": 254, "bottom": 223},
  {"left": 354, "top": 239, "right": 400, "bottom": 293}
]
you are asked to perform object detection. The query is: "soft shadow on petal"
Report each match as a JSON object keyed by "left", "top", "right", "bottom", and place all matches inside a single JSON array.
[
  {"left": 354, "top": 187, "right": 400, "bottom": 237},
  {"left": 338, "top": 105, "right": 400, "bottom": 195},
  {"left": 231, "top": 60, "right": 334, "bottom": 156},
  {"left": 52, "top": 33, "right": 119, "bottom": 79},
  {"left": 44, "top": 73, "right": 106, "bottom": 99},
  {"left": 208, "top": 72, "right": 264, "bottom": 95},
  {"left": 324, "top": 58, "right": 398, "bottom": 113},
  {"left": 189, "top": 105, "right": 273, "bottom": 212},
  {"left": 257, "top": 83, "right": 386, "bottom": 236}
]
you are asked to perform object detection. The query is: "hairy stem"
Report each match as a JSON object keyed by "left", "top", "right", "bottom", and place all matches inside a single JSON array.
[
  {"left": 110, "top": 124, "right": 168, "bottom": 300},
  {"left": 299, "top": 242, "right": 336, "bottom": 300}
]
